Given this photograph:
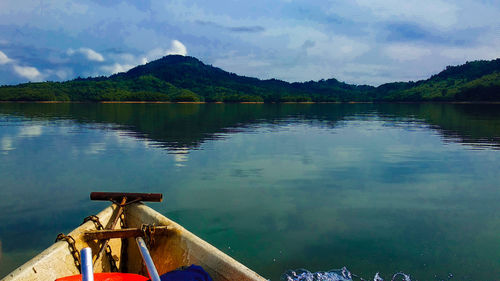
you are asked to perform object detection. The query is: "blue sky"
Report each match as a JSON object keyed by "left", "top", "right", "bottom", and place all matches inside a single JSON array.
[{"left": 1, "top": 0, "right": 499, "bottom": 86}]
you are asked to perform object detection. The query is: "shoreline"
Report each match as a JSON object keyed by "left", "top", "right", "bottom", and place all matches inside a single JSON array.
[{"left": 1, "top": 101, "right": 500, "bottom": 104}]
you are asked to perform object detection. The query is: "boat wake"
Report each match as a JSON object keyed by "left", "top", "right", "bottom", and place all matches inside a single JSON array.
[{"left": 281, "top": 268, "right": 412, "bottom": 281}]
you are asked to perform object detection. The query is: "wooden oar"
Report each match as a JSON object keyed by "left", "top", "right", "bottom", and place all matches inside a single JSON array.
[
  {"left": 84, "top": 226, "right": 172, "bottom": 241},
  {"left": 84, "top": 226, "right": 167, "bottom": 281}
]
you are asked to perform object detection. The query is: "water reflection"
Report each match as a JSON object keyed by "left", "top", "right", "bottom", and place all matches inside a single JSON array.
[
  {"left": 1, "top": 136, "right": 14, "bottom": 153},
  {"left": 0, "top": 103, "right": 499, "bottom": 280},
  {"left": 1, "top": 103, "right": 500, "bottom": 151}
]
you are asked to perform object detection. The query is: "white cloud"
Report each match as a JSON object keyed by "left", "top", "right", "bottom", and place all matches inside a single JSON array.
[
  {"left": 355, "top": 0, "right": 459, "bottom": 29},
  {"left": 213, "top": 54, "right": 274, "bottom": 80},
  {"left": 13, "top": 65, "right": 43, "bottom": 81},
  {"left": 144, "top": 48, "right": 166, "bottom": 62},
  {"left": 0, "top": 50, "right": 12, "bottom": 64},
  {"left": 142, "top": 40, "right": 188, "bottom": 63},
  {"left": 100, "top": 63, "right": 136, "bottom": 75},
  {"left": 168, "top": 40, "right": 187, "bottom": 56},
  {"left": 264, "top": 25, "right": 369, "bottom": 61},
  {"left": 385, "top": 44, "right": 432, "bottom": 62},
  {"left": 54, "top": 69, "right": 73, "bottom": 80},
  {"left": 0, "top": 0, "right": 84, "bottom": 15},
  {"left": 100, "top": 52, "right": 138, "bottom": 74},
  {"left": 1, "top": 50, "right": 48, "bottom": 82},
  {"left": 101, "top": 40, "right": 188, "bottom": 74},
  {"left": 67, "top": 47, "right": 104, "bottom": 62},
  {"left": 306, "top": 35, "right": 369, "bottom": 61},
  {"left": 441, "top": 45, "right": 500, "bottom": 62},
  {"left": 215, "top": 54, "right": 270, "bottom": 69},
  {"left": 0, "top": 0, "right": 498, "bottom": 86},
  {"left": 339, "top": 63, "right": 396, "bottom": 85}
]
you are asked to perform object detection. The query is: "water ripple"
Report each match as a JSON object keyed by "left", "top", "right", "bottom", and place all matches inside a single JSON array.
[{"left": 282, "top": 268, "right": 413, "bottom": 281}]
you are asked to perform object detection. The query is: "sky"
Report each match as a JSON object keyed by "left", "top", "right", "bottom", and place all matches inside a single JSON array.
[{"left": 1, "top": 0, "right": 500, "bottom": 86}]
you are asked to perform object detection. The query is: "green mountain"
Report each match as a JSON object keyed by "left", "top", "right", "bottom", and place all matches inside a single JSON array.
[
  {"left": 376, "top": 59, "right": 500, "bottom": 101},
  {"left": 1, "top": 55, "right": 499, "bottom": 102}
]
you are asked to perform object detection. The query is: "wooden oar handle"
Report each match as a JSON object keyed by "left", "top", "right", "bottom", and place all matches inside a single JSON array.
[
  {"left": 84, "top": 226, "right": 172, "bottom": 240},
  {"left": 90, "top": 192, "right": 163, "bottom": 202}
]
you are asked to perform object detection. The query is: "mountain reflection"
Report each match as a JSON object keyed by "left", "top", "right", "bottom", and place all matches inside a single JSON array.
[{"left": 1, "top": 103, "right": 499, "bottom": 150}]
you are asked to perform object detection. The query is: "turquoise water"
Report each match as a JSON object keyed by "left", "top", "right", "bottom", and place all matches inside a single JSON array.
[{"left": 0, "top": 103, "right": 499, "bottom": 280}]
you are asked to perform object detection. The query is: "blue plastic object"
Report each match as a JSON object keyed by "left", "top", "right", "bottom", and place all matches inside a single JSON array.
[{"left": 157, "top": 265, "right": 213, "bottom": 281}]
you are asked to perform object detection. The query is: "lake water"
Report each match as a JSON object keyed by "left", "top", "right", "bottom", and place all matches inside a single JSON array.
[{"left": 0, "top": 103, "right": 499, "bottom": 280}]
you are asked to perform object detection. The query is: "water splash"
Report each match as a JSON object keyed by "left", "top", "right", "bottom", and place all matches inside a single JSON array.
[
  {"left": 281, "top": 267, "right": 353, "bottom": 281},
  {"left": 281, "top": 268, "right": 413, "bottom": 281}
]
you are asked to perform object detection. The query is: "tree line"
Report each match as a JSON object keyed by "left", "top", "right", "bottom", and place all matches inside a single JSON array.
[{"left": 1, "top": 55, "right": 499, "bottom": 102}]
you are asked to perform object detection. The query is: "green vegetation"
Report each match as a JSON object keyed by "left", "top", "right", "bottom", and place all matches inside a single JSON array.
[
  {"left": 1, "top": 55, "right": 499, "bottom": 102},
  {"left": 376, "top": 59, "right": 500, "bottom": 101}
]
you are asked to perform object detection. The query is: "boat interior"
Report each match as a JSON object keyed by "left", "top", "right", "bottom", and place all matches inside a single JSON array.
[{"left": 1, "top": 193, "right": 265, "bottom": 281}]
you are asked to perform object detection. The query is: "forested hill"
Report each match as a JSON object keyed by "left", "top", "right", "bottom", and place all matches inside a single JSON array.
[
  {"left": 1, "top": 55, "right": 499, "bottom": 102},
  {"left": 376, "top": 58, "right": 500, "bottom": 101}
]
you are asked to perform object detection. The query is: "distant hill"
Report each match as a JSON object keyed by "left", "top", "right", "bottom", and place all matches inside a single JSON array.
[
  {"left": 375, "top": 59, "right": 500, "bottom": 101},
  {"left": 1, "top": 55, "right": 499, "bottom": 102},
  {"left": 109, "top": 55, "right": 374, "bottom": 102}
]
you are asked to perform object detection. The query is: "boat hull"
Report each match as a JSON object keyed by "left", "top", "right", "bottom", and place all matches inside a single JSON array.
[{"left": 1, "top": 203, "right": 266, "bottom": 281}]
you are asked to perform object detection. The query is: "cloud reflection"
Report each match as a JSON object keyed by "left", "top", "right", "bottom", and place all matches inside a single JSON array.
[
  {"left": 18, "top": 125, "right": 43, "bottom": 137},
  {"left": 1, "top": 136, "right": 14, "bottom": 153},
  {"left": 172, "top": 148, "right": 189, "bottom": 167}
]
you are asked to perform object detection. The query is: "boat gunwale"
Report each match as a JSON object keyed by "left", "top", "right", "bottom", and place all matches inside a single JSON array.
[
  {"left": 1, "top": 203, "right": 267, "bottom": 281},
  {"left": 1, "top": 205, "right": 118, "bottom": 281},
  {"left": 125, "top": 203, "right": 267, "bottom": 281}
]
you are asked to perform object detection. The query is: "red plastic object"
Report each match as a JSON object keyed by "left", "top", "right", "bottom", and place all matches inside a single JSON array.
[{"left": 55, "top": 273, "right": 149, "bottom": 281}]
